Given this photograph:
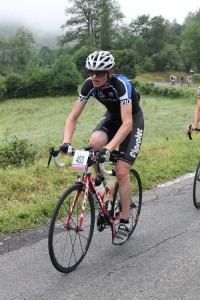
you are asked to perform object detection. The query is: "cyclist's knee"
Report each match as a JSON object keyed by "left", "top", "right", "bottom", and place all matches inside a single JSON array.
[
  {"left": 89, "top": 131, "right": 108, "bottom": 149},
  {"left": 115, "top": 164, "right": 130, "bottom": 183},
  {"left": 89, "top": 138, "right": 104, "bottom": 149}
]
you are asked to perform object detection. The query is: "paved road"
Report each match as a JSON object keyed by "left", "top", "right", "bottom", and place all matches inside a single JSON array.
[
  {"left": 154, "top": 82, "right": 195, "bottom": 89},
  {"left": 1, "top": 174, "right": 200, "bottom": 300}
]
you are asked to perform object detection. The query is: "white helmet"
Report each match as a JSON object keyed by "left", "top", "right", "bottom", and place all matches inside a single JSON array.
[{"left": 86, "top": 51, "right": 115, "bottom": 71}]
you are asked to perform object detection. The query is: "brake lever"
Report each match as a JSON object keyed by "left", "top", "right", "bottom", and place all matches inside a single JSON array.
[
  {"left": 187, "top": 124, "right": 192, "bottom": 140},
  {"left": 47, "top": 147, "right": 54, "bottom": 168},
  {"left": 47, "top": 147, "right": 60, "bottom": 168}
]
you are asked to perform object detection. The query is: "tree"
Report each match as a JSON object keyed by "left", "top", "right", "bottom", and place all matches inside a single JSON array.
[
  {"left": 9, "top": 27, "right": 35, "bottom": 73},
  {"left": 72, "top": 46, "right": 95, "bottom": 79},
  {"left": 59, "top": 0, "right": 123, "bottom": 49},
  {"left": 38, "top": 46, "right": 55, "bottom": 67},
  {"left": 145, "top": 16, "right": 169, "bottom": 56},
  {"left": 129, "top": 15, "right": 151, "bottom": 37},
  {"left": 0, "top": 40, "right": 11, "bottom": 75},
  {"left": 180, "top": 10, "right": 200, "bottom": 72},
  {"left": 151, "top": 44, "right": 181, "bottom": 71}
]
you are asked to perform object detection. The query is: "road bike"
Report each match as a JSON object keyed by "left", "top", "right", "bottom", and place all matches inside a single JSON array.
[
  {"left": 187, "top": 124, "right": 200, "bottom": 208},
  {"left": 47, "top": 146, "right": 142, "bottom": 273}
]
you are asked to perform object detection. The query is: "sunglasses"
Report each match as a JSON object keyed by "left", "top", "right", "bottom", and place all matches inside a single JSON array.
[{"left": 89, "top": 70, "right": 107, "bottom": 77}]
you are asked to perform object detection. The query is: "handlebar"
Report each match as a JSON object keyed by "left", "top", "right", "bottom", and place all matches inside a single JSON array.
[
  {"left": 187, "top": 124, "right": 200, "bottom": 140},
  {"left": 47, "top": 147, "right": 119, "bottom": 175}
]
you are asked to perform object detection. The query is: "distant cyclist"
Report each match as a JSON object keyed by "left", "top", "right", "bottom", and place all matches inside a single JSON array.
[
  {"left": 170, "top": 75, "right": 175, "bottom": 85},
  {"left": 180, "top": 76, "right": 184, "bottom": 86},
  {"left": 186, "top": 75, "right": 192, "bottom": 87},
  {"left": 59, "top": 50, "right": 144, "bottom": 245}
]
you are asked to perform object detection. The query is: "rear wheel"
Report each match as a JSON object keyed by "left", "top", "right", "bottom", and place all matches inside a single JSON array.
[
  {"left": 48, "top": 183, "right": 95, "bottom": 273},
  {"left": 193, "top": 160, "right": 200, "bottom": 209},
  {"left": 129, "top": 169, "right": 142, "bottom": 236},
  {"left": 112, "top": 169, "right": 142, "bottom": 238}
]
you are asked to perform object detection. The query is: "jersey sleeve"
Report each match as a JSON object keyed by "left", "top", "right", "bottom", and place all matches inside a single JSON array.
[
  {"left": 115, "top": 76, "right": 132, "bottom": 105},
  {"left": 78, "top": 78, "right": 95, "bottom": 103},
  {"left": 198, "top": 87, "right": 200, "bottom": 101}
]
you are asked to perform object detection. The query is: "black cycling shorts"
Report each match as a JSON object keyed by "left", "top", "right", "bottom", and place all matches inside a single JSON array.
[{"left": 93, "top": 110, "right": 144, "bottom": 165}]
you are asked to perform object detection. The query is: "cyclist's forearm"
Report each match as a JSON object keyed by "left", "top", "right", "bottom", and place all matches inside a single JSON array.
[
  {"left": 63, "top": 116, "right": 77, "bottom": 144},
  {"left": 63, "top": 100, "right": 85, "bottom": 144},
  {"left": 106, "top": 122, "right": 132, "bottom": 152},
  {"left": 193, "top": 107, "right": 200, "bottom": 125}
]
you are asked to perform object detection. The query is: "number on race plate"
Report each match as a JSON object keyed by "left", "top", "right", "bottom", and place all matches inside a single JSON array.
[{"left": 72, "top": 150, "right": 89, "bottom": 170}]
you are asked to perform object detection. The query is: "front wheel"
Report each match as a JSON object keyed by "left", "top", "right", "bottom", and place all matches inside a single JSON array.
[
  {"left": 193, "top": 160, "right": 200, "bottom": 209},
  {"left": 48, "top": 183, "right": 95, "bottom": 273}
]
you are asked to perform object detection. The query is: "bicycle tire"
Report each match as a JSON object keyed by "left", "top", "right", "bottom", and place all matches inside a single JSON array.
[
  {"left": 193, "top": 160, "right": 200, "bottom": 209},
  {"left": 112, "top": 168, "right": 142, "bottom": 239},
  {"left": 48, "top": 183, "right": 95, "bottom": 273}
]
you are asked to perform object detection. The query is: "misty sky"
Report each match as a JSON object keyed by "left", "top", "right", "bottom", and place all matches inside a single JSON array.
[{"left": 0, "top": 0, "right": 200, "bottom": 33}]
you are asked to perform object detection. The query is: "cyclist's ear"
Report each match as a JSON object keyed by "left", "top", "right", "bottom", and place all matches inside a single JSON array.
[{"left": 108, "top": 69, "right": 113, "bottom": 78}]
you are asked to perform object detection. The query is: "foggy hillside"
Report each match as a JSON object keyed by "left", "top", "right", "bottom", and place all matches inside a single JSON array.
[{"left": 0, "top": 22, "right": 60, "bottom": 48}]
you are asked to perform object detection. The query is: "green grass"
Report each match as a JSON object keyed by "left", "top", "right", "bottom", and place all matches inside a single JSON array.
[
  {"left": 0, "top": 92, "right": 199, "bottom": 236},
  {"left": 136, "top": 71, "right": 188, "bottom": 82}
]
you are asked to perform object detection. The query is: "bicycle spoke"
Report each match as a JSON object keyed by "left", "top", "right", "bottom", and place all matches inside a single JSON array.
[{"left": 48, "top": 184, "right": 95, "bottom": 273}]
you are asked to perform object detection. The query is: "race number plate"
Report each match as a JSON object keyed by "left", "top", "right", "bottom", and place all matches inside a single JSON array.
[{"left": 72, "top": 150, "right": 89, "bottom": 170}]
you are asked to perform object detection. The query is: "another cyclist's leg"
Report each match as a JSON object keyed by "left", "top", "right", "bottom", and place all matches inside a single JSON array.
[{"left": 113, "top": 110, "right": 144, "bottom": 245}]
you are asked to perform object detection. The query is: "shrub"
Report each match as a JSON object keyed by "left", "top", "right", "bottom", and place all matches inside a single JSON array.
[
  {"left": 0, "top": 76, "right": 6, "bottom": 100},
  {"left": 5, "top": 73, "right": 27, "bottom": 99},
  {"left": 0, "top": 136, "right": 40, "bottom": 168},
  {"left": 132, "top": 81, "right": 195, "bottom": 99},
  {"left": 72, "top": 46, "right": 96, "bottom": 80},
  {"left": 50, "top": 53, "right": 81, "bottom": 95},
  {"left": 193, "top": 74, "right": 200, "bottom": 84},
  {"left": 25, "top": 67, "right": 53, "bottom": 97},
  {"left": 112, "top": 49, "right": 136, "bottom": 78}
]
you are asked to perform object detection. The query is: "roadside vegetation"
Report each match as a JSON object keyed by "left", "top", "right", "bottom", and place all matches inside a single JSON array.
[
  {"left": 1, "top": 0, "right": 200, "bottom": 237},
  {"left": 0, "top": 80, "right": 199, "bottom": 236}
]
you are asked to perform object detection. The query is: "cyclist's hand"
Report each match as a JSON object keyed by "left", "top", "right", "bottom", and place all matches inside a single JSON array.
[
  {"left": 95, "top": 148, "right": 110, "bottom": 156},
  {"left": 59, "top": 143, "right": 73, "bottom": 154},
  {"left": 186, "top": 124, "right": 193, "bottom": 140},
  {"left": 192, "top": 123, "right": 198, "bottom": 130}
]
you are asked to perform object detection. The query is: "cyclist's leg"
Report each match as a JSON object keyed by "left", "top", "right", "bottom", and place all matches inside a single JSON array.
[
  {"left": 116, "top": 110, "right": 144, "bottom": 193},
  {"left": 88, "top": 111, "right": 117, "bottom": 150},
  {"left": 112, "top": 161, "right": 132, "bottom": 245},
  {"left": 89, "top": 130, "right": 108, "bottom": 150},
  {"left": 113, "top": 110, "right": 144, "bottom": 245},
  {"left": 115, "top": 160, "right": 132, "bottom": 219}
]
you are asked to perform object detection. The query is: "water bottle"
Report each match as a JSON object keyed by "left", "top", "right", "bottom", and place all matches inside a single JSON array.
[
  {"left": 104, "top": 175, "right": 117, "bottom": 202},
  {"left": 95, "top": 176, "right": 105, "bottom": 201}
]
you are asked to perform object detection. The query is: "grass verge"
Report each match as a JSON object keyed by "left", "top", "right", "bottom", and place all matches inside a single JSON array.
[{"left": 0, "top": 93, "right": 199, "bottom": 236}]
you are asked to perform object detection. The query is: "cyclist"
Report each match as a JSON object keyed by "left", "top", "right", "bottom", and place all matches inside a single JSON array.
[
  {"left": 191, "top": 86, "right": 200, "bottom": 130},
  {"left": 180, "top": 76, "right": 184, "bottom": 86},
  {"left": 170, "top": 75, "right": 175, "bottom": 86},
  {"left": 186, "top": 75, "right": 192, "bottom": 87},
  {"left": 59, "top": 50, "right": 144, "bottom": 245}
]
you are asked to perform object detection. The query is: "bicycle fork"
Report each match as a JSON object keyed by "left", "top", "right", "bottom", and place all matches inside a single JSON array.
[{"left": 65, "top": 184, "right": 87, "bottom": 232}]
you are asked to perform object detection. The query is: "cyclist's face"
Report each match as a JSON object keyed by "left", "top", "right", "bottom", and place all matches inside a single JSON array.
[{"left": 89, "top": 70, "right": 112, "bottom": 88}]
